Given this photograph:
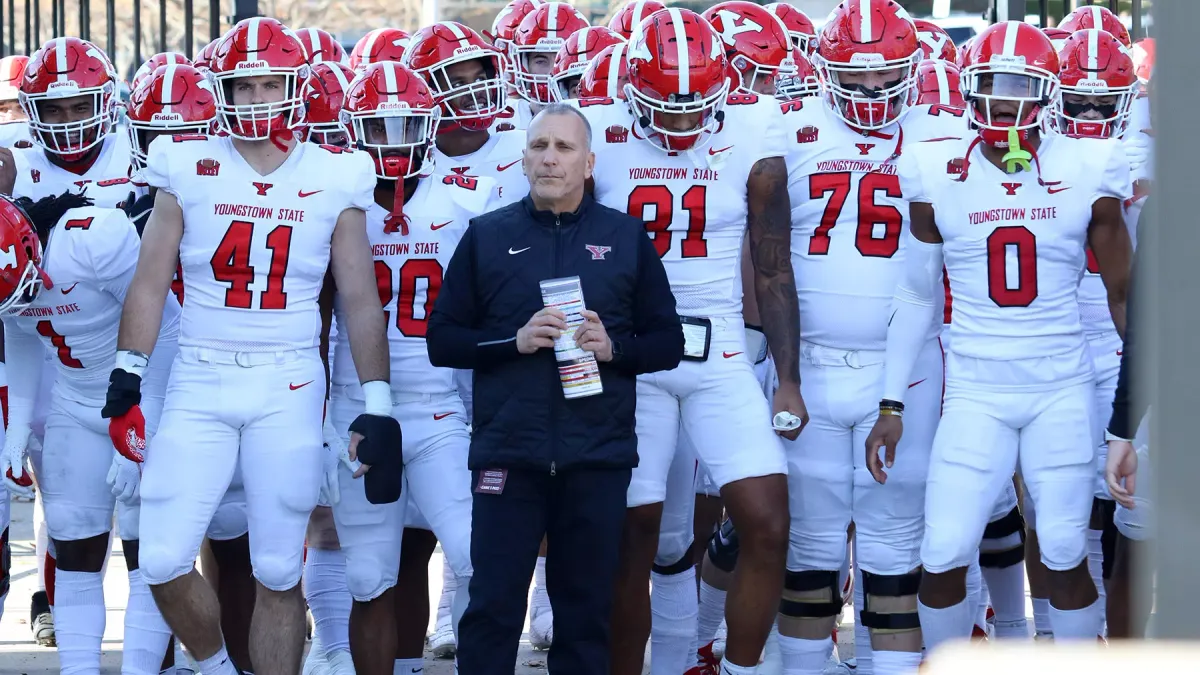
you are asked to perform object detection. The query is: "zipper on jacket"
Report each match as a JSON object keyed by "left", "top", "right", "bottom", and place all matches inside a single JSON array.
[
  {"left": 550, "top": 216, "right": 562, "bottom": 476},
  {"left": 550, "top": 461, "right": 556, "bottom": 476}
]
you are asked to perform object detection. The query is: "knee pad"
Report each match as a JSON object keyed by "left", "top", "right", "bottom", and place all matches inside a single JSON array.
[
  {"left": 979, "top": 507, "right": 1026, "bottom": 569},
  {"left": 344, "top": 555, "right": 396, "bottom": 602},
  {"left": 780, "top": 569, "right": 843, "bottom": 620},
  {"left": 653, "top": 543, "right": 695, "bottom": 576},
  {"left": 138, "top": 543, "right": 193, "bottom": 587},
  {"left": 253, "top": 552, "right": 305, "bottom": 593},
  {"left": 1034, "top": 521, "right": 1088, "bottom": 572},
  {"left": 859, "top": 570, "right": 921, "bottom": 633},
  {"left": 706, "top": 519, "right": 740, "bottom": 574}
]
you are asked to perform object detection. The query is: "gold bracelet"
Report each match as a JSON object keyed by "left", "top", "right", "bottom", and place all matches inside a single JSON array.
[{"left": 879, "top": 407, "right": 903, "bottom": 417}]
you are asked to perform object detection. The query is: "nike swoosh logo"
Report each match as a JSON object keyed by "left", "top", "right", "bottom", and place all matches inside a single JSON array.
[
  {"left": 908, "top": 379, "right": 926, "bottom": 388},
  {"left": 433, "top": 412, "right": 454, "bottom": 420},
  {"left": 61, "top": 283, "right": 79, "bottom": 294},
  {"left": 1116, "top": 350, "right": 1123, "bottom": 356},
  {"left": 1047, "top": 186, "right": 1071, "bottom": 194},
  {"left": 289, "top": 381, "right": 314, "bottom": 390},
  {"left": 722, "top": 351, "right": 743, "bottom": 359},
  {"left": 497, "top": 159, "right": 521, "bottom": 171},
  {"left": 298, "top": 189, "right": 322, "bottom": 198},
  {"left": 430, "top": 220, "right": 452, "bottom": 230},
  {"left": 708, "top": 145, "right": 733, "bottom": 156},
  {"left": 508, "top": 246, "right": 530, "bottom": 255}
]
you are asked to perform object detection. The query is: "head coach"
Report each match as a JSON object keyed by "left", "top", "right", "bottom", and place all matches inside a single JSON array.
[{"left": 426, "top": 103, "right": 684, "bottom": 674}]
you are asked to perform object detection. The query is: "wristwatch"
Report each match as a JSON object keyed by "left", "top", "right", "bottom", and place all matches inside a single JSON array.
[{"left": 609, "top": 339, "right": 624, "bottom": 365}]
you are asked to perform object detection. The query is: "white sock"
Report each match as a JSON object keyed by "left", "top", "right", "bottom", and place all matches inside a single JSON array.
[
  {"left": 197, "top": 645, "right": 240, "bottom": 675},
  {"left": 722, "top": 658, "right": 760, "bottom": 675},
  {"left": 760, "top": 622, "right": 782, "bottom": 675},
  {"left": 327, "top": 648, "right": 354, "bottom": 673},
  {"left": 1049, "top": 600, "right": 1102, "bottom": 640},
  {"left": 54, "top": 569, "right": 105, "bottom": 674},
  {"left": 1087, "top": 528, "right": 1108, "bottom": 636},
  {"left": 303, "top": 548, "right": 352, "bottom": 654},
  {"left": 853, "top": 565, "right": 873, "bottom": 675},
  {"left": 964, "top": 560, "right": 983, "bottom": 631},
  {"left": 1032, "top": 597, "right": 1053, "bottom": 636},
  {"left": 530, "top": 556, "right": 550, "bottom": 616},
  {"left": 435, "top": 558, "right": 456, "bottom": 631},
  {"left": 871, "top": 650, "right": 922, "bottom": 675},
  {"left": 692, "top": 578, "right": 727, "bottom": 661},
  {"left": 394, "top": 657, "right": 424, "bottom": 673},
  {"left": 917, "top": 598, "right": 973, "bottom": 655},
  {"left": 123, "top": 568, "right": 173, "bottom": 674},
  {"left": 778, "top": 635, "right": 830, "bottom": 675},
  {"left": 649, "top": 568, "right": 698, "bottom": 675},
  {"left": 451, "top": 574, "right": 470, "bottom": 641},
  {"left": 980, "top": 563, "right": 1028, "bottom": 639}
]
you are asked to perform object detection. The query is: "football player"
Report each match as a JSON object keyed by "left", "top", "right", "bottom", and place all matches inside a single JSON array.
[
  {"left": 330, "top": 59, "right": 498, "bottom": 675},
  {"left": 1059, "top": 5, "right": 1132, "bottom": 48},
  {"left": 506, "top": 2, "right": 590, "bottom": 129},
  {"left": 575, "top": 9, "right": 801, "bottom": 675},
  {"left": 705, "top": 1, "right": 796, "bottom": 97},
  {"left": 301, "top": 61, "right": 356, "bottom": 147},
  {"left": 548, "top": 26, "right": 625, "bottom": 102},
  {"left": 0, "top": 55, "right": 31, "bottom": 145},
  {"left": 349, "top": 28, "right": 410, "bottom": 72},
  {"left": 913, "top": 19, "right": 958, "bottom": 63},
  {"left": 867, "top": 21, "right": 1131, "bottom": 651},
  {"left": 103, "top": 18, "right": 398, "bottom": 675},
  {"left": 130, "top": 52, "right": 192, "bottom": 94},
  {"left": 577, "top": 42, "right": 630, "bottom": 100},
  {"left": 296, "top": 27, "right": 349, "bottom": 66}
]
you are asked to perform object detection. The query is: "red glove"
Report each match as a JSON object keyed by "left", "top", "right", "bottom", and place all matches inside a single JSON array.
[
  {"left": 108, "top": 404, "right": 147, "bottom": 463},
  {"left": 5, "top": 466, "right": 32, "bottom": 490}
]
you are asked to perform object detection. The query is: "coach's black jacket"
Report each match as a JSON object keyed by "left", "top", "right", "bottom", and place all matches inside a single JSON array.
[{"left": 428, "top": 194, "right": 683, "bottom": 472}]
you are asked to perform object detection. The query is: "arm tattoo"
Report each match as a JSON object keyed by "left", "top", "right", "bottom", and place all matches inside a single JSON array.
[{"left": 747, "top": 156, "right": 801, "bottom": 385}]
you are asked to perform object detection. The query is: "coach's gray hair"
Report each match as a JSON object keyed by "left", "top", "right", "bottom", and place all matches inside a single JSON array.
[{"left": 530, "top": 102, "right": 593, "bottom": 147}]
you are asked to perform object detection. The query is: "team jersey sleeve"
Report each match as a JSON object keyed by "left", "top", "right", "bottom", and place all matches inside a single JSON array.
[
  {"left": 1094, "top": 139, "right": 1132, "bottom": 204},
  {"left": 898, "top": 143, "right": 931, "bottom": 204},
  {"left": 746, "top": 97, "right": 787, "bottom": 165},
  {"left": 140, "top": 135, "right": 176, "bottom": 201},
  {"left": 85, "top": 209, "right": 142, "bottom": 303},
  {"left": 341, "top": 149, "right": 377, "bottom": 213},
  {"left": 2, "top": 319, "right": 43, "bottom": 431}
]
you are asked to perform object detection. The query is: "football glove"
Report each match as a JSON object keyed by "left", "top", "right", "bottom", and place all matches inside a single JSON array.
[
  {"left": 348, "top": 413, "right": 404, "bottom": 504},
  {"left": 1, "top": 423, "right": 35, "bottom": 499},
  {"left": 102, "top": 356, "right": 147, "bottom": 463}
]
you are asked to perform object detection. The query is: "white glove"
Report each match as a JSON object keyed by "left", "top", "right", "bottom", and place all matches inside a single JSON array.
[
  {"left": 107, "top": 452, "right": 141, "bottom": 505},
  {"left": 1, "top": 423, "right": 35, "bottom": 499},
  {"left": 318, "top": 416, "right": 359, "bottom": 506},
  {"left": 1124, "top": 130, "right": 1153, "bottom": 181}
]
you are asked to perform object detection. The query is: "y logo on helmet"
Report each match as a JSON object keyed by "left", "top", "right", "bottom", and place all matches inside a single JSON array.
[
  {"left": 1001, "top": 182, "right": 1021, "bottom": 196},
  {"left": 712, "top": 9, "right": 764, "bottom": 46},
  {"left": 0, "top": 241, "right": 17, "bottom": 272},
  {"left": 252, "top": 181, "right": 273, "bottom": 196}
]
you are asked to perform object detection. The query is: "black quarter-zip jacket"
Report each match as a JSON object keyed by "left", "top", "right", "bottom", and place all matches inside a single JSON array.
[{"left": 427, "top": 194, "right": 684, "bottom": 472}]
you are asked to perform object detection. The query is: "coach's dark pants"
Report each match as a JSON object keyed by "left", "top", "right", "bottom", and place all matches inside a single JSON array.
[{"left": 457, "top": 466, "right": 632, "bottom": 675}]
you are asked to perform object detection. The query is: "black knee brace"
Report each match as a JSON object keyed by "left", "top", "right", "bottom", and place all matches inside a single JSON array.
[
  {"left": 859, "top": 570, "right": 921, "bottom": 631},
  {"left": 707, "top": 519, "right": 740, "bottom": 573},
  {"left": 0, "top": 526, "right": 9, "bottom": 598},
  {"left": 780, "top": 570, "right": 843, "bottom": 619},
  {"left": 653, "top": 542, "right": 696, "bottom": 576},
  {"left": 979, "top": 507, "right": 1026, "bottom": 569}
]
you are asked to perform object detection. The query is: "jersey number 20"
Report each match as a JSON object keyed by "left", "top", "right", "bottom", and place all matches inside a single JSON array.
[
  {"left": 211, "top": 220, "right": 293, "bottom": 310},
  {"left": 374, "top": 259, "right": 444, "bottom": 338}
]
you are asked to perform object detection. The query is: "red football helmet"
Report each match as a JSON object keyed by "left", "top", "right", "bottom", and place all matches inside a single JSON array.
[
  {"left": 1060, "top": 5, "right": 1131, "bottom": 48},
  {"left": 764, "top": 3, "right": 816, "bottom": 54},
  {"left": 19, "top": 37, "right": 118, "bottom": 161},
  {"left": 912, "top": 58, "right": 964, "bottom": 108},
  {"left": 549, "top": 26, "right": 625, "bottom": 101},
  {"left": 1131, "top": 37, "right": 1155, "bottom": 85},
  {"left": 300, "top": 62, "right": 355, "bottom": 146},
  {"left": 815, "top": 0, "right": 919, "bottom": 130},
  {"left": 402, "top": 21, "right": 508, "bottom": 132},
  {"left": 1055, "top": 29, "right": 1136, "bottom": 139},
  {"left": 127, "top": 63, "right": 217, "bottom": 170},
  {"left": 625, "top": 7, "right": 729, "bottom": 152},
  {"left": 510, "top": 2, "right": 591, "bottom": 105},
  {"left": 341, "top": 61, "right": 439, "bottom": 180},
  {"left": 962, "top": 21, "right": 1059, "bottom": 148},
  {"left": 211, "top": 18, "right": 309, "bottom": 141},
  {"left": 913, "top": 19, "right": 957, "bottom": 63},
  {"left": 705, "top": 1, "right": 795, "bottom": 96},
  {"left": 776, "top": 47, "right": 821, "bottom": 101},
  {"left": 194, "top": 38, "right": 221, "bottom": 73},
  {"left": 295, "top": 27, "right": 348, "bottom": 65},
  {"left": 956, "top": 36, "right": 976, "bottom": 68},
  {"left": 131, "top": 52, "right": 192, "bottom": 93},
  {"left": 0, "top": 56, "right": 29, "bottom": 103},
  {"left": 0, "top": 196, "right": 51, "bottom": 314},
  {"left": 350, "top": 28, "right": 411, "bottom": 71},
  {"left": 492, "top": 0, "right": 544, "bottom": 49},
  {"left": 607, "top": 0, "right": 666, "bottom": 40},
  {"left": 1042, "top": 27, "right": 1072, "bottom": 54},
  {"left": 578, "top": 42, "right": 629, "bottom": 99}
]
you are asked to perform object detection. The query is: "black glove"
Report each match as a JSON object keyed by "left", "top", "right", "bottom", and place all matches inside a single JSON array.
[
  {"left": 101, "top": 369, "right": 142, "bottom": 419},
  {"left": 349, "top": 413, "right": 404, "bottom": 504},
  {"left": 124, "top": 191, "right": 155, "bottom": 236}
]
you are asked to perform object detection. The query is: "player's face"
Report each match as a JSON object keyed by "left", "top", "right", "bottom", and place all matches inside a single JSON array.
[
  {"left": 441, "top": 58, "right": 496, "bottom": 114},
  {"left": 524, "top": 112, "right": 593, "bottom": 202},
  {"left": 835, "top": 66, "right": 905, "bottom": 93},
  {"left": 657, "top": 110, "right": 703, "bottom": 133},
  {"left": 563, "top": 76, "right": 582, "bottom": 100},
  {"left": 746, "top": 70, "right": 779, "bottom": 97},
  {"left": 526, "top": 52, "right": 555, "bottom": 76},
  {"left": 36, "top": 95, "right": 95, "bottom": 124},
  {"left": 974, "top": 73, "right": 1027, "bottom": 124},
  {"left": 311, "top": 128, "right": 349, "bottom": 147},
  {"left": 0, "top": 99, "right": 25, "bottom": 121},
  {"left": 1062, "top": 92, "right": 1119, "bottom": 121},
  {"left": 229, "top": 75, "right": 288, "bottom": 106}
]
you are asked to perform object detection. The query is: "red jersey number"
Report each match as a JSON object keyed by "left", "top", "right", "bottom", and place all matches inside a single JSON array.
[
  {"left": 36, "top": 321, "right": 83, "bottom": 369},
  {"left": 210, "top": 220, "right": 293, "bottom": 310},
  {"left": 986, "top": 226, "right": 1038, "bottom": 307},
  {"left": 627, "top": 185, "right": 708, "bottom": 259},
  {"left": 374, "top": 258, "right": 445, "bottom": 338},
  {"left": 807, "top": 172, "right": 903, "bottom": 258}
]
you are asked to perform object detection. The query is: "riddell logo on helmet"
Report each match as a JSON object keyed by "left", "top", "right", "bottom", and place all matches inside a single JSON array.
[
  {"left": 375, "top": 101, "right": 412, "bottom": 111},
  {"left": 235, "top": 60, "right": 271, "bottom": 70},
  {"left": 151, "top": 112, "right": 183, "bottom": 122},
  {"left": 46, "top": 80, "right": 80, "bottom": 92},
  {"left": 991, "top": 54, "right": 1026, "bottom": 66},
  {"left": 1076, "top": 78, "right": 1110, "bottom": 90},
  {"left": 453, "top": 45, "right": 482, "bottom": 56},
  {"left": 535, "top": 37, "right": 565, "bottom": 48}
]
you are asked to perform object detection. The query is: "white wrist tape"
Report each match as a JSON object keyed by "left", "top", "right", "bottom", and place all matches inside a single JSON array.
[
  {"left": 115, "top": 350, "right": 150, "bottom": 378},
  {"left": 361, "top": 380, "right": 392, "bottom": 416}
]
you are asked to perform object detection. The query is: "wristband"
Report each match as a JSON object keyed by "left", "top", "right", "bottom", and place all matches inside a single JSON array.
[
  {"left": 879, "top": 407, "right": 903, "bottom": 417},
  {"left": 115, "top": 350, "right": 150, "bottom": 378},
  {"left": 361, "top": 380, "right": 392, "bottom": 416},
  {"left": 1105, "top": 429, "right": 1131, "bottom": 443}
]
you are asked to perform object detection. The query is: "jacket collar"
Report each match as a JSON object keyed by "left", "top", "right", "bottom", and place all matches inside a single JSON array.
[{"left": 521, "top": 193, "right": 592, "bottom": 226}]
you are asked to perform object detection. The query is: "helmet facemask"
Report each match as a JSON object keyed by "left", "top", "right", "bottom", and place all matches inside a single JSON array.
[
  {"left": 511, "top": 41, "right": 561, "bottom": 105},
  {"left": 624, "top": 79, "right": 730, "bottom": 153},
  {"left": 347, "top": 108, "right": 440, "bottom": 180},
  {"left": 423, "top": 53, "right": 506, "bottom": 132},
  {"left": 1056, "top": 84, "right": 1133, "bottom": 139},
  {"left": 214, "top": 69, "right": 307, "bottom": 141},
  {"left": 22, "top": 88, "right": 115, "bottom": 161},
  {"left": 817, "top": 52, "right": 917, "bottom": 130},
  {"left": 963, "top": 64, "right": 1056, "bottom": 147}
]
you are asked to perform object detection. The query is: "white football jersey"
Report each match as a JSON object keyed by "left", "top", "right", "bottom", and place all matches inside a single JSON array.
[
  {"left": 431, "top": 128, "right": 528, "bottom": 208},
  {"left": 0, "top": 120, "right": 31, "bottom": 148},
  {"left": 331, "top": 174, "right": 498, "bottom": 394},
  {"left": 141, "top": 135, "right": 375, "bottom": 352},
  {"left": 783, "top": 101, "right": 952, "bottom": 351},
  {"left": 579, "top": 94, "right": 786, "bottom": 319},
  {"left": 4, "top": 205, "right": 180, "bottom": 406},
  {"left": 901, "top": 133, "right": 1129, "bottom": 373},
  {"left": 10, "top": 133, "right": 144, "bottom": 207},
  {"left": 490, "top": 96, "right": 535, "bottom": 132}
]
